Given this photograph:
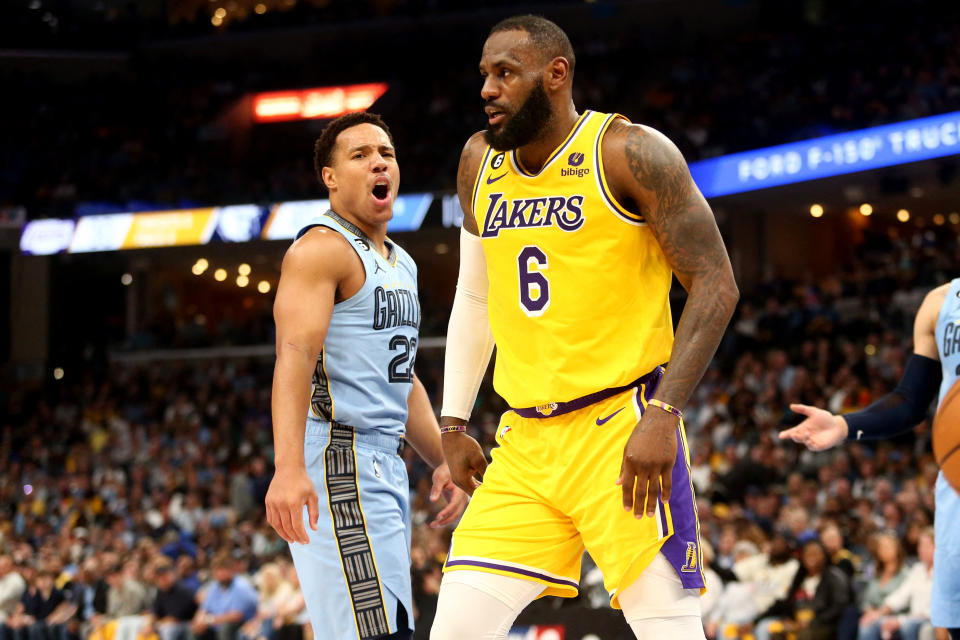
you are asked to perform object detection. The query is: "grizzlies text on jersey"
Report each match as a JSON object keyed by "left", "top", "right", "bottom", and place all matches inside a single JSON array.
[
  {"left": 931, "top": 277, "right": 960, "bottom": 628},
  {"left": 297, "top": 210, "right": 420, "bottom": 439},
  {"left": 289, "top": 210, "right": 421, "bottom": 639}
]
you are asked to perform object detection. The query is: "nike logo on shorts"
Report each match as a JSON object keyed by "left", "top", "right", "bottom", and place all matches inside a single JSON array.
[
  {"left": 486, "top": 172, "right": 507, "bottom": 184},
  {"left": 596, "top": 407, "right": 624, "bottom": 426}
]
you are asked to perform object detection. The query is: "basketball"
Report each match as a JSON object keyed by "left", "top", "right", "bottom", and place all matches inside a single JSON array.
[{"left": 934, "top": 379, "right": 960, "bottom": 492}]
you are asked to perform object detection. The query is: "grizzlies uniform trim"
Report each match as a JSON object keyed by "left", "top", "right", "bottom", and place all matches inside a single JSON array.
[
  {"left": 325, "top": 423, "right": 391, "bottom": 639},
  {"left": 594, "top": 113, "right": 645, "bottom": 225},
  {"left": 932, "top": 277, "right": 960, "bottom": 628},
  {"left": 310, "top": 347, "right": 334, "bottom": 420}
]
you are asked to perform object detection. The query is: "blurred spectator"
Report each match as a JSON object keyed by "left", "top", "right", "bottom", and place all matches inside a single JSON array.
[
  {"left": 858, "top": 528, "right": 935, "bottom": 640},
  {"left": 858, "top": 532, "right": 909, "bottom": 615},
  {"left": 191, "top": 552, "right": 258, "bottom": 640},
  {"left": 753, "top": 539, "right": 851, "bottom": 640},
  {"left": 705, "top": 532, "right": 799, "bottom": 638},
  {"left": 238, "top": 563, "right": 293, "bottom": 640},
  {"left": 142, "top": 558, "right": 196, "bottom": 640},
  {"left": 0, "top": 558, "right": 26, "bottom": 626},
  {"left": 2, "top": 570, "right": 66, "bottom": 640}
]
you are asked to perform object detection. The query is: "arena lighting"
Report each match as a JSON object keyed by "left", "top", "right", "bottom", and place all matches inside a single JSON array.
[
  {"left": 214, "top": 268, "right": 227, "bottom": 281},
  {"left": 121, "top": 273, "right": 133, "bottom": 285},
  {"left": 237, "top": 275, "right": 250, "bottom": 287},
  {"left": 933, "top": 213, "right": 945, "bottom": 226},
  {"left": 238, "top": 263, "right": 251, "bottom": 276},
  {"left": 897, "top": 209, "right": 910, "bottom": 222},
  {"left": 253, "top": 83, "right": 389, "bottom": 123},
  {"left": 860, "top": 203, "right": 873, "bottom": 216},
  {"left": 257, "top": 280, "right": 271, "bottom": 294},
  {"left": 809, "top": 204, "right": 824, "bottom": 218},
  {"left": 690, "top": 110, "right": 960, "bottom": 197},
  {"left": 950, "top": 213, "right": 960, "bottom": 225}
]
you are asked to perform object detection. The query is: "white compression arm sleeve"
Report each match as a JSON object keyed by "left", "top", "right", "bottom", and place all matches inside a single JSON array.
[{"left": 440, "top": 228, "right": 495, "bottom": 421}]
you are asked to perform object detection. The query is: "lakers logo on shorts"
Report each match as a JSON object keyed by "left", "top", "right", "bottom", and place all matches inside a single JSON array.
[
  {"left": 536, "top": 403, "right": 558, "bottom": 416},
  {"left": 681, "top": 541, "right": 698, "bottom": 573}
]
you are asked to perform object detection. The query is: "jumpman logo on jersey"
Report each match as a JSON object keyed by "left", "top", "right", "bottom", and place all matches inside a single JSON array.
[{"left": 374, "top": 262, "right": 386, "bottom": 274}]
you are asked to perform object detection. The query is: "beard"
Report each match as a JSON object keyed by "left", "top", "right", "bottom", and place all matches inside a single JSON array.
[{"left": 484, "top": 77, "right": 552, "bottom": 151}]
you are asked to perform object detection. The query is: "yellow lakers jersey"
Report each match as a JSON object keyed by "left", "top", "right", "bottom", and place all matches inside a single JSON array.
[{"left": 472, "top": 110, "right": 674, "bottom": 408}]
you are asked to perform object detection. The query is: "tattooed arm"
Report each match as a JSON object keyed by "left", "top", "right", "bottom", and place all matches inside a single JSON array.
[{"left": 603, "top": 119, "right": 739, "bottom": 516}]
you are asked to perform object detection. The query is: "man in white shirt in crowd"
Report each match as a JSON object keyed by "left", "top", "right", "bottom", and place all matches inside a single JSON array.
[{"left": 0, "top": 556, "right": 26, "bottom": 626}]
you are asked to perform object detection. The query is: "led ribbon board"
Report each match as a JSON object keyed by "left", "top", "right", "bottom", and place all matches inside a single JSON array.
[
  {"left": 20, "top": 195, "right": 434, "bottom": 254},
  {"left": 689, "top": 111, "right": 960, "bottom": 197},
  {"left": 253, "top": 83, "right": 389, "bottom": 122}
]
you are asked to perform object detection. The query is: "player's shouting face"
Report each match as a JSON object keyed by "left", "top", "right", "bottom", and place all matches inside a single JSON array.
[{"left": 320, "top": 122, "right": 399, "bottom": 226}]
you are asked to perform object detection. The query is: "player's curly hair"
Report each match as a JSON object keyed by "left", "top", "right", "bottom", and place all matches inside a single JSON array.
[{"left": 313, "top": 112, "right": 395, "bottom": 189}]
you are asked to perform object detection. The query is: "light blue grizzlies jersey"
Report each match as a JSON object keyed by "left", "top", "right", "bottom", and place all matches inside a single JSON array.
[
  {"left": 296, "top": 210, "right": 420, "bottom": 439},
  {"left": 932, "top": 277, "right": 960, "bottom": 627}
]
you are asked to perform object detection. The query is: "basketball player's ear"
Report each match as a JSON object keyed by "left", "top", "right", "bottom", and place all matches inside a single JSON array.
[
  {"left": 546, "top": 56, "right": 571, "bottom": 90},
  {"left": 321, "top": 166, "right": 337, "bottom": 192}
]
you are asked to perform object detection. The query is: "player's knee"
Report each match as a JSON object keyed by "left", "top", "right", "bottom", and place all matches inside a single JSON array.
[
  {"left": 627, "top": 615, "right": 706, "bottom": 640},
  {"left": 430, "top": 572, "right": 543, "bottom": 640},
  {"left": 620, "top": 554, "right": 704, "bottom": 639}
]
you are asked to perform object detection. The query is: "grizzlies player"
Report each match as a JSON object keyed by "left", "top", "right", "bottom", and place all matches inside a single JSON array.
[
  {"left": 432, "top": 15, "right": 738, "bottom": 640},
  {"left": 781, "top": 280, "right": 960, "bottom": 639},
  {"left": 266, "top": 112, "right": 468, "bottom": 640}
]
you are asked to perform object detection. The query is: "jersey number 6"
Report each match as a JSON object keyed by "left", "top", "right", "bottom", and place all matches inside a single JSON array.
[{"left": 518, "top": 246, "right": 550, "bottom": 317}]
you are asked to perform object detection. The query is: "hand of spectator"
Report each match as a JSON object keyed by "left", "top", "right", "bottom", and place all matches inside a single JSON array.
[
  {"left": 881, "top": 616, "right": 901, "bottom": 635},
  {"left": 428, "top": 462, "right": 469, "bottom": 528},
  {"left": 859, "top": 608, "right": 882, "bottom": 626},
  {"left": 265, "top": 466, "right": 319, "bottom": 545},
  {"left": 440, "top": 432, "right": 486, "bottom": 496},
  {"left": 618, "top": 409, "right": 677, "bottom": 518},
  {"left": 778, "top": 403, "right": 848, "bottom": 451}
]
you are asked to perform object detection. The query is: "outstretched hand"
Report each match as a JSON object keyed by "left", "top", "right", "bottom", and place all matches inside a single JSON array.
[
  {"left": 617, "top": 409, "right": 677, "bottom": 518},
  {"left": 428, "top": 462, "right": 470, "bottom": 528},
  {"left": 440, "top": 432, "right": 487, "bottom": 496},
  {"left": 778, "top": 403, "right": 849, "bottom": 451}
]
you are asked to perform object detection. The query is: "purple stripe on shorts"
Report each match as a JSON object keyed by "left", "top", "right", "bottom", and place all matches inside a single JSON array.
[
  {"left": 659, "top": 430, "right": 706, "bottom": 590},
  {"left": 513, "top": 367, "right": 664, "bottom": 419},
  {"left": 445, "top": 559, "right": 580, "bottom": 590}
]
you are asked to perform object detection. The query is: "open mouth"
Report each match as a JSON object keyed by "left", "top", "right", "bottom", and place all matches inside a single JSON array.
[
  {"left": 371, "top": 178, "right": 390, "bottom": 203},
  {"left": 485, "top": 106, "right": 507, "bottom": 126}
]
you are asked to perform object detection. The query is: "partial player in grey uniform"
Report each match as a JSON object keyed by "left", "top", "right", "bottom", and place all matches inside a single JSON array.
[
  {"left": 781, "top": 279, "right": 960, "bottom": 638},
  {"left": 266, "top": 112, "right": 468, "bottom": 640}
]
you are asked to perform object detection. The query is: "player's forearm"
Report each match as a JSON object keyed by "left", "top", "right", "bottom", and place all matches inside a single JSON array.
[
  {"left": 656, "top": 277, "right": 738, "bottom": 408},
  {"left": 440, "top": 228, "right": 495, "bottom": 423},
  {"left": 844, "top": 353, "right": 941, "bottom": 440},
  {"left": 405, "top": 376, "right": 444, "bottom": 468},
  {"left": 271, "top": 345, "right": 316, "bottom": 469}
]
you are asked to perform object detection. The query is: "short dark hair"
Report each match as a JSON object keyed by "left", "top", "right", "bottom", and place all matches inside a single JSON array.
[
  {"left": 313, "top": 112, "right": 395, "bottom": 189},
  {"left": 489, "top": 15, "right": 575, "bottom": 75}
]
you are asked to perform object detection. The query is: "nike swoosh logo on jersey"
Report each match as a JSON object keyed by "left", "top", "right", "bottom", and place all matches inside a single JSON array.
[
  {"left": 596, "top": 407, "right": 624, "bottom": 426},
  {"left": 486, "top": 172, "right": 507, "bottom": 184}
]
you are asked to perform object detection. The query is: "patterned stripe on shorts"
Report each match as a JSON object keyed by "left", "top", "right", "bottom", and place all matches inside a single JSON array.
[{"left": 325, "top": 423, "right": 390, "bottom": 639}]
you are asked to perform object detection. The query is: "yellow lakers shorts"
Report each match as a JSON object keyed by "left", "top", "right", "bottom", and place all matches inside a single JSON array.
[{"left": 443, "top": 382, "right": 705, "bottom": 608}]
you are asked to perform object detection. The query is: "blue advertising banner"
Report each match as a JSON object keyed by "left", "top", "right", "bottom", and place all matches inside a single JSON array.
[{"left": 689, "top": 111, "right": 960, "bottom": 197}]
